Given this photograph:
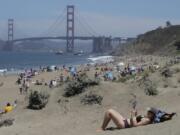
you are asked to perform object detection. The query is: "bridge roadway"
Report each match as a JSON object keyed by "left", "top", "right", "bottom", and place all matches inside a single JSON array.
[
  {"left": 12, "top": 36, "right": 95, "bottom": 42},
  {"left": 11, "top": 36, "right": 122, "bottom": 43}
]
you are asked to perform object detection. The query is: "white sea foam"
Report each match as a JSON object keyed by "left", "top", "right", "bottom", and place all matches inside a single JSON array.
[
  {"left": 0, "top": 69, "right": 7, "bottom": 73},
  {"left": 87, "top": 56, "right": 114, "bottom": 64}
]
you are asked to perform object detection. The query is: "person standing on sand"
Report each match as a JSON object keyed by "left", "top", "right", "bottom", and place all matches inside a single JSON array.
[{"left": 60, "top": 73, "right": 64, "bottom": 82}]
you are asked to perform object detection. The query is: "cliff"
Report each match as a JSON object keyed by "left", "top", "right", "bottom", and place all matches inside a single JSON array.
[{"left": 113, "top": 25, "right": 180, "bottom": 56}]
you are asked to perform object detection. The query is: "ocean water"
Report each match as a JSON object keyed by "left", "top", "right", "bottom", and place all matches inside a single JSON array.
[{"left": 0, "top": 52, "right": 90, "bottom": 72}]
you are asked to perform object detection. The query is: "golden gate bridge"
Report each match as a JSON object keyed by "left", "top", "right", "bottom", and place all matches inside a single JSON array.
[{"left": 3, "top": 5, "right": 123, "bottom": 53}]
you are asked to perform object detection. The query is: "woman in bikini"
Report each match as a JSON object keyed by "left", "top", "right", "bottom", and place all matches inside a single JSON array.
[{"left": 97, "top": 107, "right": 156, "bottom": 131}]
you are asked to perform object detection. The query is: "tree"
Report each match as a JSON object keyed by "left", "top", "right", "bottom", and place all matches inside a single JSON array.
[{"left": 166, "top": 21, "right": 172, "bottom": 27}]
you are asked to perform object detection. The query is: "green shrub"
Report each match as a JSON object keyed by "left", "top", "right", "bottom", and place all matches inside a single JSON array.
[
  {"left": 81, "top": 94, "right": 103, "bottom": 105},
  {"left": 138, "top": 76, "right": 158, "bottom": 96},
  {"left": 118, "top": 77, "right": 127, "bottom": 83},
  {"left": 140, "top": 70, "right": 149, "bottom": 78},
  {"left": 178, "top": 77, "right": 180, "bottom": 83},
  {"left": 144, "top": 79, "right": 158, "bottom": 96},
  {"left": 63, "top": 76, "right": 100, "bottom": 97},
  {"left": 174, "top": 40, "right": 180, "bottom": 50},
  {"left": 161, "top": 68, "right": 173, "bottom": 78},
  {"left": 174, "top": 67, "right": 180, "bottom": 73},
  {"left": 118, "top": 75, "right": 136, "bottom": 83},
  {"left": 28, "top": 90, "right": 49, "bottom": 110},
  {"left": 0, "top": 119, "right": 14, "bottom": 128},
  {"left": 163, "top": 84, "right": 168, "bottom": 88}
]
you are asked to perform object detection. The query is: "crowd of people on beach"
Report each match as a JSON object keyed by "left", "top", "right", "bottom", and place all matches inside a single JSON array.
[
  {"left": 1, "top": 56, "right": 178, "bottom": 106},
  {"left": 13, "top": 55, "right": 177, "bottom": 94}
]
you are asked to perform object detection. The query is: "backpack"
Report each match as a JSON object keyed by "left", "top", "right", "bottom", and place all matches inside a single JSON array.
[{"left": 153, "top": 109, "right": 176, "bottom": 123}]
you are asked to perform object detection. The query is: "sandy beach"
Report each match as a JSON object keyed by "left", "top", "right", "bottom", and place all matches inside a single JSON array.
[{"left": 0, "top": 55, "right": 180, "bottom": 135}]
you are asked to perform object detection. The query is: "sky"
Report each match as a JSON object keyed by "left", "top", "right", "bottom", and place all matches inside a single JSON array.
[{"left": 0, "top": 0, "right": 180, "bottom": 40}]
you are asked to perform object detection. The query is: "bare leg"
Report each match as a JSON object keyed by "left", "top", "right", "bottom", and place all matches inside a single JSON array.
[
  {"left": 101, "top": 110, "right": 111, "bottom": 129},
  {"left": 98, "top": 109, "right": 125, "bottom": 131}
]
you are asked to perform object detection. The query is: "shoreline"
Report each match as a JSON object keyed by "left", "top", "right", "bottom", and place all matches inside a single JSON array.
[{"left": 0, "top": 55, "right": 114, "bottom": 76}]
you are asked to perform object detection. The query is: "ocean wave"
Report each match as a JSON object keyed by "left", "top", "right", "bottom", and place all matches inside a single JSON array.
[{"left": 87, "top": 56, "right": 114, "bottom": 64}]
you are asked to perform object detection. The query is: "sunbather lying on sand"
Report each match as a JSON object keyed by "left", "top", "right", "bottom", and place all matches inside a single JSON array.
[
  {"left": 0, "top": 101, "right": 17, "bottom": 114},
  {"left": 97, "top": 107, "right": 176, "bottom": 131}
]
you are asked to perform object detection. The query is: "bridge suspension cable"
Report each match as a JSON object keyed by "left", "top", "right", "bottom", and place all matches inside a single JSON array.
[
  {"left": 75, "top": 14, "right": 95, "bottom": 37},
  {"left": 45, "top": 15, "right": 66, "bottom": 37},
  {"left": 38, "top": 6, "right": 100, "bottom": 38},
  {"left": 0, "top": 22, "right": 7, "bottom": 40},
  {"left": 14, "top": 21, "right": 31, "bottom": 39},
  {"left": 75, "top": 9, "right": 100, "bottom": 36},
  {"left": 41, "top": 7, "right": 66, "bottom": 37}
]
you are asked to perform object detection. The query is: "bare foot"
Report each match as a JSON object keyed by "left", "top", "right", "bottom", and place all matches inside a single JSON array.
[{"left": 96, "top": 128, "right": 105, "bottom": 132}]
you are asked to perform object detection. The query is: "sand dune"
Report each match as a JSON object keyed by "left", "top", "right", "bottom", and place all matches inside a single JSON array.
[{"left": 0, "top": 56, "right": 180, "bottom": 135}]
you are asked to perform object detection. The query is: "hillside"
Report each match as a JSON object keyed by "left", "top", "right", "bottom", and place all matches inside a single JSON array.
[{"left": 113, "top": 25, "right": 180, "bottom": 56}]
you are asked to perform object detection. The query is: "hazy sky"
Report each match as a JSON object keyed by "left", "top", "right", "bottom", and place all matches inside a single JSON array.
[{"left": 0, "top": 0, "right": 180, "bottom": 40}]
